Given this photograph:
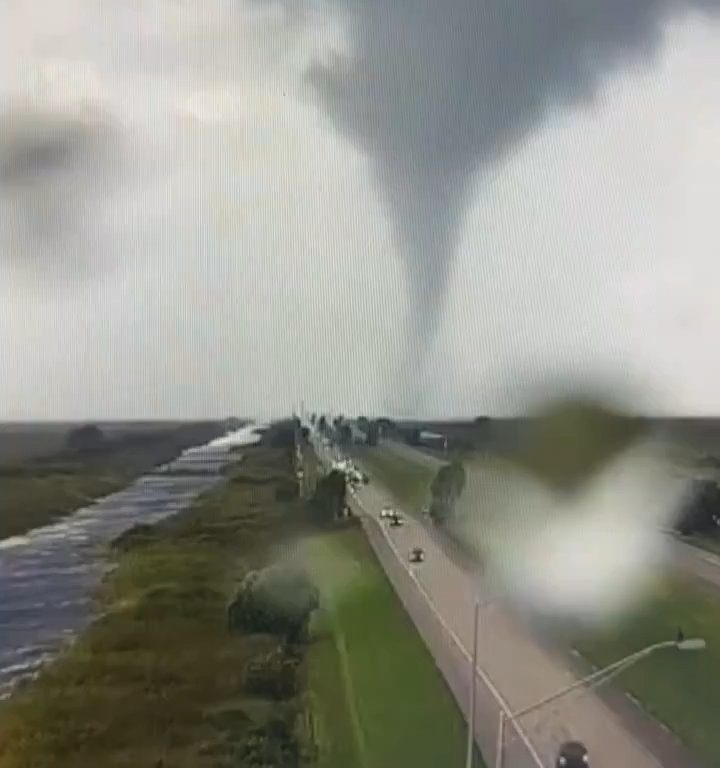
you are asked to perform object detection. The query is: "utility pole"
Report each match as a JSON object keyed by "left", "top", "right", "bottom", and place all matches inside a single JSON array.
[{"left": 465, "top": 600, "right": 480, "bottom": 768}]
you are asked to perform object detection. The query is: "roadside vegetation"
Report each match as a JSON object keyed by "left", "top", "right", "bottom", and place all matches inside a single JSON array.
[
  {"left": 0, "top": 421, "right": 225, "bottom": 540},
  {"left": 305, "top": 527, "right": 470, "bottom": 768},
  {"left": 574, "top": 576, "right": 720, "bottom": 766},
  {"left": 365, "top": 438, "right": 720, "bottom": 766},
  {"left": 353, "top": 444, "right": 435, "bottom": 510},
  {"left": 0, "top": 430, "right": 471, "bottom": 768},
  {"left": 0, "top": 442, "right": 313, "bottom": 768}
]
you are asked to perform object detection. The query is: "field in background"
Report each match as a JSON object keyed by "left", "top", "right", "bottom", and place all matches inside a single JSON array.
[
  {"left": 351, "top": 444, "right": 435, "bottom": 511},
  {"left": 0, "top": 421, "right": 226, "bottom": 539},
  {"left": 0, "top": 421, "right": 194, "bottom": 463},
  {"left": 360, "top": 438, "right": 720, "bottom": 767}
]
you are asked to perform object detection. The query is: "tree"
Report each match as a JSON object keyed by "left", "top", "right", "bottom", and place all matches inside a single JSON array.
[
  {"left": 317, "top": 415, "right": 327, "bottom": 434},
  {"left": 357, "top": 416, "right": 370, "bottom": 435},
  {"left": 366, "top": 421, "right": 379, "bottom": 446},
  {"left": 310, "top": 469, "right": 347, "bottom": 520},
  {"left": 676, "top": 481, "right": 720, "bottom": 536},
  {"left": 338, "top": 424, "right": 353, "bottom": 447},
  {"left": 429, "top": 461, "right": 466, "bottom": 525},
  {"left": 406, "top": 427, "right": 421, "bottom": 446},
  {"left": 66, "top": 424, "right": 105, "bottom": 453}
]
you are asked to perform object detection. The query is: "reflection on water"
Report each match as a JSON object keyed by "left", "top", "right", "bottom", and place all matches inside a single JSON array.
[{"left": 0, "top": 426, "right": 262, "bottom": 699}]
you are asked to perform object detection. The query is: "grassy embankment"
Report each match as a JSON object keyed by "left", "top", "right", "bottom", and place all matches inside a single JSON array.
[
  {"left": 0, "top": 439, "right": 470, "bottom": 768},
  {"left": 362, "top": 442, "right": 720, "bottom": 765},
  {"left": 352, "top": 445, "right": 436, "bottom": 511},
  {"left": 0, "top": 422, "right": 224, "bottom": 540},
  {"left": 305, "top": 527, "right": 469, "bottom": 768}
]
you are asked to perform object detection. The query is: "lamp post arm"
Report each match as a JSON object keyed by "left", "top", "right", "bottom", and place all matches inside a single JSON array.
[{"left": 510, "top": 640, "right": 675, "bottom": 721}]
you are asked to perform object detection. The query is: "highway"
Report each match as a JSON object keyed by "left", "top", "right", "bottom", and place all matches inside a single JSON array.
[
  {"left": 384, "top": 438, "right": 720, "bottom": 595},
  {"left": 312, "top": 436, "right": 676, "bottom": 768}
]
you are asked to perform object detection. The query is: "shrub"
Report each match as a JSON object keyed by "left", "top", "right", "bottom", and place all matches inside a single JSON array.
[
  {"left": 244, "top": 647, "right": 299, "bottom": 699},
  {"left": 228, "top": 566, "right": 319, "bottom": 643}
]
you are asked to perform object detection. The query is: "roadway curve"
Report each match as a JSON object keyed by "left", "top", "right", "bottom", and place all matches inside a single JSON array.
[{"left": 313, "top": 438, "right": 685, "bottom": 768}]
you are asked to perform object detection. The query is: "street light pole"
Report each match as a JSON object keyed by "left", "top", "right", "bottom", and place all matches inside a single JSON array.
[
  {"left": 495, "top": 637, "right": 706, "bottom": 768},
  {"left": 465, "top": 600, "right": 480, "bottom": 768}
]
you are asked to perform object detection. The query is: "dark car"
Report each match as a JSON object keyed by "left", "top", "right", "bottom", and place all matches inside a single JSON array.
[
  {"left": 409, "top": 547, "right": 425, "bottom": 563},
  {"left": 389, "top": 513, "right": 404, "bottom": 527},
  {"left": 556, "top": 741, "right": 589, "bottom": 767}
]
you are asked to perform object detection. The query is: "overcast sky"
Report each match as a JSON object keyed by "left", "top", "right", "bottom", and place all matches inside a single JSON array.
[{"left": 1, "top": 0, "right": 719, "bottom": 420}]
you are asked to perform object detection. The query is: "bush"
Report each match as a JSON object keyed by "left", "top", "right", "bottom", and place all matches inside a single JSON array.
[
  {"left": 429, "top": 461, "right": 466, "bottom": 525},
  {"left": 239, "top": 716, "right": 301, "bottom": 768},
  {"left": 111, "top": 523, "right": 159, "bottom": 552},
  {"left": 228, "top": 566, "right": 319, "bottom": 643},
  {"left": 244, "top": 647, "right": 299, "bottom": 699},
  {"left": 65, "top": 424, "right": 105, "bottom": 453},
  {"left": 676, "top": 481, "right": 720, "bottom": 536}
]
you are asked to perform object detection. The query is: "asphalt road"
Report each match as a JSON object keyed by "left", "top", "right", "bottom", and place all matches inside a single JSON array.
[
  {"left": 385, "top": 439, "right": 720, "bottom": 595},
  {"left": 313, "top": 438, "right": 673, "bottom": 768}
]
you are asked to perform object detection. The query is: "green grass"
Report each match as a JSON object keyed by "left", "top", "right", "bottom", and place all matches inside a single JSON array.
[
  {"left": 0, "top": 472, "right": 133, "bottom": 540},
  {"left": 359, "top": 444, "right": 720, "bottom": 765},
  {"left": 354, "top": 446, "right": 435, "bottom": 510},
  {"left": 575, "top": 576, "right": 720, "bottom": 765},
  {"left": 0, "top": 446, "right": 314, "bottom": 768},
  {"left": 304, "top": 527, "right": 473, "bottom": 768}
]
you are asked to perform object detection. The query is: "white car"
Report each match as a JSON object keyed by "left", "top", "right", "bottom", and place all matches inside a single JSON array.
[{"left": 380, "top": 506, "right": 394, "bottom": 519}]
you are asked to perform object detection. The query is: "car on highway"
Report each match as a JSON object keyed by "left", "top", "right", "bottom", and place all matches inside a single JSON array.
[
  {"left": 389, "top": 512, "right": 404, "bottom": 527},
  {"left": 380, "top": 506, "right": 394, "bottom": 519},
  {"left": 556, "top": 741, "right": 589, "bottom": 767},
  {"left": 409, "top": 547, "right": 425, "bottom": 563}
]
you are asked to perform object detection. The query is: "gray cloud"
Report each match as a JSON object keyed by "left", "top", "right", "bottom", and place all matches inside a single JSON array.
[
  {"left": 306, "top": 0, "right": 719, "bottom": 350},
  {"left": 0, "top": 101, "right": 118, "bottom": 278}
]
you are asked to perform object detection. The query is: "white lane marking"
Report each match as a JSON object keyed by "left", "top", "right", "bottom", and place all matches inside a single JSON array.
[
  {"left": 700, "top": 554, "right": 720, "bottom": 568},
  {"left": 346, "top": 474, "right": 545, "bottom": 767}
]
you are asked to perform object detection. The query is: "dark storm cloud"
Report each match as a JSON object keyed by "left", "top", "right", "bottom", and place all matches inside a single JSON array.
[
  {"left": 305, "top": 0, "right": 720, "bottom": 341},
  {"left": 0, "top": 103, "right": 116, "bottom": 277}
]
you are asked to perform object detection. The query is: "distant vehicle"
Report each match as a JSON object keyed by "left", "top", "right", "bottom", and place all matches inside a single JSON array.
[
  {"left": 389, "top": 513, "right": 404, "bottom": 527},
  {"left": 409, "top": 547, "right": 424, "bottom": 563},
  {"left": 556, "top": 741, "right": 589, "bottom": 767},
  {"left": 380, "top": 506, "right": 393, "bottom": 519}
]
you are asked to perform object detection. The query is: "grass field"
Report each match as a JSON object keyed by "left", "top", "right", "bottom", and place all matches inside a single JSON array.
[
  {"left": 304, "top": 526, "right": 471, "bottom": 768},
  {"left": 0, "top": 422, "right": 224, "bottom": 540},
  {"left": 574, "top": 576, "right": 720, "bottom": 766},
  {"left": 353, "top": 445, "right": 436, "bottom": 511},
  {"left": 363, "top": 442, "right": 720, "bottom": 766}
]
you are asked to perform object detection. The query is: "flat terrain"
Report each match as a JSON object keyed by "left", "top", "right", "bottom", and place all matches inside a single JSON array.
[
  {"left": 0, "top": 435, "right": 471, "bottom": 768},
  {"left": 305, "top": 526, "right": 469, "bottom": 768},
  {"left": 352, "top": 444, "right": 435, "bottom": 511},
  {"left": 574, "top": 576, "right": 720, "bottom": 766},
  {"left": 0, "top": 444, "right": 313, "bottom": 768},
  {"left": 360, "top": 439, "right": 720, "bottom": 766},
  {"left": 0, "top": 421, "right": 225, "bottom": 540}
]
